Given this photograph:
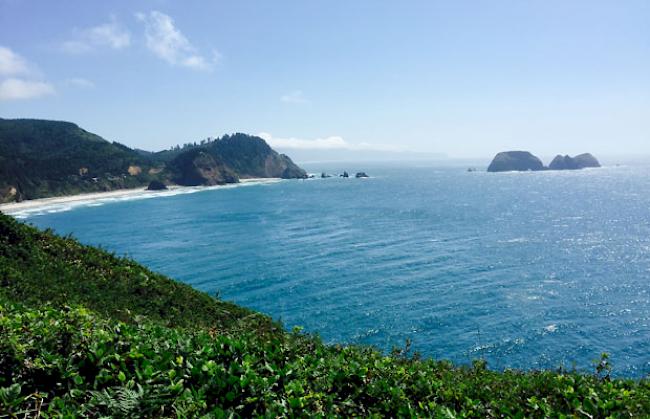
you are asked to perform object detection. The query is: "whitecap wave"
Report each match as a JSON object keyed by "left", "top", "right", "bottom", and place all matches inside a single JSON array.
[{"left": 544, "top": 324, "right": 558, "bottom": 333}]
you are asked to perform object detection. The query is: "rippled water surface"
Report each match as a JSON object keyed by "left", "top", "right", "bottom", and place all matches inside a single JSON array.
[{"left": 24, "top": 163, "right": 650, "bottom": 376}]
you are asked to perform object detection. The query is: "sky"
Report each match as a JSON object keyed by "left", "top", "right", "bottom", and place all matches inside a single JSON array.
[{"left": 0, "top": 0, "right": 648, "bottom": 159}]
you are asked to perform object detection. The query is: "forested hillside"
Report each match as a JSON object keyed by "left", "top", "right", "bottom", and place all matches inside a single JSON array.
[
  {"left": 0, "top": 118, "right": 159, "bottom": 201},
  {"left": 0, "top": 118, "right": 306, "bottom": 203}
]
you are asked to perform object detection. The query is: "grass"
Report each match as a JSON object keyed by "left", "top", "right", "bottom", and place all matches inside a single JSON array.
[{"left": 1, "top": 212, "right": 649, "bottom": 417}]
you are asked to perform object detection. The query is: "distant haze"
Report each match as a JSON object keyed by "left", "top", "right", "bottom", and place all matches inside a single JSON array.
[{"left": 0, "top": 1, "right": 648, "bottom": 159}]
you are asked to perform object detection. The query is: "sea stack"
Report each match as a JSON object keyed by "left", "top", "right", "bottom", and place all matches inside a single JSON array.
[
  {"left": 487, "top": 151, "right": 545, "bottom": 172},
  {"left": 548, "top": 153, "right": 601, "bottom": 170}
]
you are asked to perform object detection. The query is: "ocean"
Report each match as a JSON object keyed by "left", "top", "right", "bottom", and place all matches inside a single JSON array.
[{"left": 19, "top": 162, "right": 650, "bottom": 377}]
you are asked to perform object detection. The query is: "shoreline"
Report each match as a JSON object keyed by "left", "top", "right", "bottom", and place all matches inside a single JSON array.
[{"left": 0, "top": 178, "right": 281, "bottom": 217}]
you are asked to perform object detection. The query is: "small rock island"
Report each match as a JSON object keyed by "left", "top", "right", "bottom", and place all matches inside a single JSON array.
[
  {"left": 548, "top": 153, "right": 601, "bottom": 170},
  {"left": 487, "top": 151, "right": 545, "bottom": 172},
  {"left": 487, "top": 151, "right": 601, "bottom": 172}
]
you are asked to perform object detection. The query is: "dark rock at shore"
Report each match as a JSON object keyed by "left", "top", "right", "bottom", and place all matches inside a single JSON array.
[
  {"left": 321, "top": 172, "right": 331, "bottom": 178},
  {"left": 147, "top": 180, "right": 168, "bottom": 191},
  {"left": 341, "top": 171, "right": 349, "bottom": 178},
  {"left": 548, "top": 154, "right": 600, "bottom": 170},
  {"left": 487, "top": 151, "right": 545, "bottom": 172},
  {"left": 355, "top": 172, "right": 369, "bottom": 178}
]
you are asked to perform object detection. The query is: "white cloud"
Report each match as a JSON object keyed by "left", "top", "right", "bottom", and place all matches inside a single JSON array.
[
  {"left": 0, "top": 46, "right": 30, "bottom": 76},
  {"left": 88, "top": 19, "right": 131, "bottom": 49},
  {"left": 0, "top": 46, "right": 54, "bottom": 101},
  {"left": 62, "top": 17, "right": 131, "bottom": 53},
  {"left": 136, "top": 11, "right": 217, "bottom": 71},
  {"left": 258, "top": 132, "right": 406, "bottom": 152},
  {"left": 61, "top": 40, "right": 93, "bottom": 54},
  {"left": 65, "top": 77, "right": 95, "bottom": 88},
  {"left": 0, "top": 78, "right": 55, "bottom": 101},
  {"left": 259, "top": 133, "right": 348, "bottom": 150},
  {"left": 281, "top": 90, "right": 309, "bottom": 104}
]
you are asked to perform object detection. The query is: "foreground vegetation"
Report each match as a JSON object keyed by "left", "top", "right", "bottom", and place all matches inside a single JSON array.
[{"left": 1, "top": 213, "right": 649, "bottom": 417}]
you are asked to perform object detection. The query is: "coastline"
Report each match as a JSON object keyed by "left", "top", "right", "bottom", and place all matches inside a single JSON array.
[{"left": 0, "top": 178, "right": 281, "bottom": 218}]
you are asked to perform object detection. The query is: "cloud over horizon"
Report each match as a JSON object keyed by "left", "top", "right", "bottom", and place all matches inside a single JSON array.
[
  {"left": 0, "top": 46, "right": 54, "bottom": 101},
  {"left": 258, "top": 132, "right": 407, "bottom": 152},
  {"left": 65, "top": 78, "right": 95, "bottom": 88},
  {"left": 0, "top": 46, "right": 30, "bottom": 76},
  {"left": 281, "top": 90, "right": 309, "bottom": 104},
  {"left": 0, "top": 78, "right": 55, "bottom": 100},
  {"left": 136, "top": 11, "right": 217, "bottom": 71}
]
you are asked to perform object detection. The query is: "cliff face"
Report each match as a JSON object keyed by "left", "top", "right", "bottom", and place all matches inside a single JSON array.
[
  {"left": 168, "top": 149, "right": 238, "bottom": 186},
  {"left": 205, "top": 133, "right": 307, "bottom": 179},
  {"left": 487, "top": 151, "right": 545, "bottom": 172}
]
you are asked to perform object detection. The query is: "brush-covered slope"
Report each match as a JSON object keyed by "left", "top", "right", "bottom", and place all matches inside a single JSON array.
[
  {"left": 0, "top": 211, "right": 256, "bottom": 329},
  {"left": 0, "top": 119, "right": 306, "bottom": 203},
  {"left": 1, "top": 212, "right": 649, "bottom": 417}
]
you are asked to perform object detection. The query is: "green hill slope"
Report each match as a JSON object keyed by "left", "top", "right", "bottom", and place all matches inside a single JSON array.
[
  {"left": 1, "top": 212, "right": 649, "bottom": 417},
  {"left": 0, "top": 118, "right": 159, "bottom": 202},
  {"left": 0, "top": 119, "right": 306, "bottom": 203}
]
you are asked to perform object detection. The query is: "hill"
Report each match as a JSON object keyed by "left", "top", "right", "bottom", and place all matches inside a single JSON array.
[
  {"left": 166, "top": 133, "right": 306, "bottom": 186},
  {"left": 0, "top": 118, "right": 159, "bottom": 202},
  {"left": 0, "top": 119, "right": 306, "bottom": 203},
  {"left": 1, "top": 212, "right": 649, "bottom": 417}
]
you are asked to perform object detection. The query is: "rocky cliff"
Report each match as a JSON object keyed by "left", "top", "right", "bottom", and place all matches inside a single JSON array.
[{"left": 166, "top": 134, "right": 306, "bottom": 186}]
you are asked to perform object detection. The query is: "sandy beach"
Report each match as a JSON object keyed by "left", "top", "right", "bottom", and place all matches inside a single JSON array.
[{"left": 0, "top": 178, "right": 282, "bottom": 217}]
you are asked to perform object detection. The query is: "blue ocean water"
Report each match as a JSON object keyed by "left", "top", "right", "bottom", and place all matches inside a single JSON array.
[{"left": 21, "top": 163, "right": 650, "bottom": 377}]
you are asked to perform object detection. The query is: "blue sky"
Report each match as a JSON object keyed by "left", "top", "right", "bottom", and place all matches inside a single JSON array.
[{"left": 0, "top": 0, "right": 648, "bottom": 158}]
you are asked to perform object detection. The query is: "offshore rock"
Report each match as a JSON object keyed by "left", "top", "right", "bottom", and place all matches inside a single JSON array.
[
  {"left": 147, "top": 180, "right": 168, "bottom": 190},
  {"left": 549, "top": 153, "right": 601, "bottom": 170},
  {"left": 487, "top": 151, "right": 545, "bottom": 172}
]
